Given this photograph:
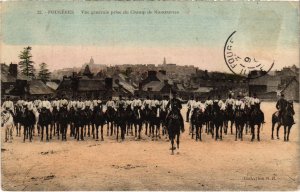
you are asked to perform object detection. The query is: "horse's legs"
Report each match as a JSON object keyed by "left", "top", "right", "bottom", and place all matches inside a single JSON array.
[
  {"left": 46, "top": 125, "right": 49, "bottom": 141},
  {"left": 230, "top": 121, "right": 233, "bottom": 135},
  {"left": 215, "top": 125, "right": 219, "bottom": 141},
  {"left": 92, "top": 124, "right": 95, "bottom": 139},
  {"left": 211, "top": 122, "right": 214, "bottom": 139},
  {"left": 23, "top": 126, "right": 26, "bottom": 142},
  {"left": 106, "top": 122, "right": 109, "bottom": 136},
  {"left": 76, "top": 126, "right": 80, "bottom": 141},
  {"left": 199, "top": 126, "right": 202, "bottom": 141},
  {"left": 80, "top": 126, "right": 84, "bottom": 140},
  {"left": 276, "top": 124, "right": 281, "bottom": 139},
  {"left": 220, "top": 125, "right": 223, "bottom": 140},
  {"left": 176, "top": 133, "right": 180, "bottom": 150},
  {"left": 101, "top": 125, "right": 104, "bottom": 141},
  {"left": 111, "top": 122, "right": 114, "bottom": 136},
  {"left": 88, "top": 124, "right": 91, "bottom": 137},
  {"left": 287, "top": 126, "right": 291, "bottom": 141},
  {"left": 283, "top": 126, "right": 287, "bottom": 141},
  {"left": 251, "top": 125, "right": 255, "bottom": 142},
  {"left": 40, "top": 126, "right": 44, "bottom": 141},
  {"left": 121, "top": 124, "right": 125, "bottom": 141},
  {"left": 271, "top": 123, "right": 275, "bottom": 140},
  {"left": 171, "top": 138, "right": 174, "bottom": 155},
  {"left": 241, "top": 124, "right": 244, "bottom": 141},
  {"left": 235, "top": 124, "right": 238, "bottom": 141},
  {"left": 257, "top": 125, "right": 260, "bottom": 141},
  {"left": 116, "top": 125, "right": 119, "bottom": 141}
]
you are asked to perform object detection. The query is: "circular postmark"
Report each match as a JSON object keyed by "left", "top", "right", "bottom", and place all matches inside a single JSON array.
[{"left": 224, "top": 31, "right": 274, "bottom": 79}]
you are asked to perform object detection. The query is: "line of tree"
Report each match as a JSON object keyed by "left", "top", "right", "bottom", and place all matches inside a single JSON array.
[{"left": 18, "top": 46, "right": 51, "bottom": 81}]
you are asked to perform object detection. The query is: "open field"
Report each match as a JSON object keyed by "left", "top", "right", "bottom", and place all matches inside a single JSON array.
[{"left": 1, "top": 102, "right": 299, "bottom": 190}]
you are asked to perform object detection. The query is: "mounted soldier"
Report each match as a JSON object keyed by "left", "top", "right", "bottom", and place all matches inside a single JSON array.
[
  {"left": 2, "top": 96, "right": 15, "bottom": 115},
  {"left": 250, "top": 93, "right": 265, "bottom": 123},
  {"left": 276, "top": 93, "right": 288, "bottom": 124},
  {"left": 186, "top": 95, "right": 195, "bottom": 122},
  {"left": 166, "top": 91, "right": 184, "bottom": 132}
]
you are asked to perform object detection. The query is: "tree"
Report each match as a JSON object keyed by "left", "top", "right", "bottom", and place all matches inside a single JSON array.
[
  {"left": 18, "top": 46, "right": 36, "bottom": 79},
  {"left": 38, "top": 62, "right": 51, "bottom": 82}
]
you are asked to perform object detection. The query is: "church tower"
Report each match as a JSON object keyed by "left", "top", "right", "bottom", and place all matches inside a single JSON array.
[{"left": 89, "top": 57, "right": 95, "bottom": 65}]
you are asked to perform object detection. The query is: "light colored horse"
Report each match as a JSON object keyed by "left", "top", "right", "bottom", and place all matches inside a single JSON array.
[{"left": 1, "top": 110, "right": 15, "bottom": 143}]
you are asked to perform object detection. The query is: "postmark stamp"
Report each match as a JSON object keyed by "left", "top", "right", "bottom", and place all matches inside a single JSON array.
[{"left": 224, "top": 31, "right": 275, "bottom": 79}]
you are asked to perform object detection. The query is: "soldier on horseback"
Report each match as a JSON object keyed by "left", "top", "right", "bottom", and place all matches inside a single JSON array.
[
  {"left": 250, "top": 93, "right": 265, "bottom": 123},
  {"left": 276, "top": 93, "right": 288, "bottom": 124},
  {"left": 186, "top": 95, "right": 195, "bottom": 122},
  {"left": 2, "top": 96, "right": 15, "bottom": 115},
  {"left": 166, "top": 91, "right": 184, "bottom": 132}
]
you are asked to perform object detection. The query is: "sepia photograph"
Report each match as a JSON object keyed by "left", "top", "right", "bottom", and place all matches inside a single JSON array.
[{"left": 1, "top": 1, "right": 299, "bottom": 191}]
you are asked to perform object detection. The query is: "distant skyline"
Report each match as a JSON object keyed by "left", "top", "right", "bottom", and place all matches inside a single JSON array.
[{"left": 1, "top": 1, "right": 299, "bottom": 72}]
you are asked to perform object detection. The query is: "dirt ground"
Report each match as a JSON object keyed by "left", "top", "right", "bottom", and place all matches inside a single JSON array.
[{"left": 1, "top": 102, "right": 299, "bottom": 191}]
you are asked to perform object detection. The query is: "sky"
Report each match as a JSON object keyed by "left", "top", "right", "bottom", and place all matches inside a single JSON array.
[{"left": 1, "top": 1, "right": 299, "bottom": 72}]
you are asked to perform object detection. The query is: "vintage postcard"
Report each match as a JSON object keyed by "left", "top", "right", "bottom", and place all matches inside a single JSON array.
[{"left": 1, "top": 1, "right": 299, "bottom": 191}]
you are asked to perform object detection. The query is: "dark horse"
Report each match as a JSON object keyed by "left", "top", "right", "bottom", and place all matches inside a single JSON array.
[
  {"left": 106, "top": 107, "right": 116, "bottom": 136},
  {"left": 249, "top": 104, "right": 264, "bottom": 142},
  {"left": 167, "top": 109, "right": 183, "bottom": 155},
  {"left": 38, "top": 108, "right": 52, "bottom": 141},
  {"left": 132, "top": 107, "right": 143, "bottom": 140},
  {"left": 212, "top": 103, "right": 225, "bottom": 141},
  {"left": 224, "top": 104, "right": 234, "bottom": 135},
  {"left": 84, "top": 106, "right": 94, "bottom": 137},
  {"left": 51, "top": 106, "right": 60, "bottom": 139},
  {"left": 191, "top": 108, "right": 205, "bottom": 141},
  {"left": 234, "top": 107, "right": 246, "bottom": 141},
  {"left": 116, "top": 107, "right": 127, "bottom": 141},
  {"left": 20, "top": 107, "right": 36, "bottom": 142},
  {"left": 93, "top": 104, "right": 106, "bottom": 141},
  {"left": 57, "top": 106, "right": 69, "bottom": 141},
  {"left": 149, "top": 106, "right": 161, "bottom": 140},
  {"left": 271, "top": 102, "right": 295, "bottom": 141},
  {"left": 14, "top": 105, "right": 23, "bottom": 137},
  {"left": 74, "top": 109, "right": 87, "bottom": 141},
  {"left": 204, "top": 105, "right": 213, "bottom": 135}
]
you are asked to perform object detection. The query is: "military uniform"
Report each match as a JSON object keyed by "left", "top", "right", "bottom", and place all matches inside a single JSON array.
[
  {"left": 2, "top": 99, "right": 15, "bottom": 114},
  {"left": 166, "top": 97, "right": 184, "bottom": 132}
]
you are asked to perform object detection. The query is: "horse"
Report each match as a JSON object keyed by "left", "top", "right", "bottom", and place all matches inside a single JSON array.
[
  {"left": 224, "top": 104, "right": 235, "bottom": 135},
  {"left": 212, "top": 103, "right": 225, "bottom": 141},
  {"left": 38, "top": 108, "right": 52, "bottom": 141},
  {"left": 1, "top": 110, "right": 14, "bottom": 143},
  {"left": 115, "top": 106, "right": 127, "bottom": 141},
  {"left": 106, "top": 107, "right": 116, "bottom": 136},
  {"left": 125, "top": 106, "right": 134, "bottom": 136},
  {"left": 51, "top": 106, "right": 60, "bottom": 138},
  {"left": 249, "top": 104, "right": 264, "bottom": 142},
  {"left": 14, "top": 105, "right": 23, "bottom": 137},
  {"left": 57, "top": 106, "right": 69, "bottom": 141},
  {"left": 167, "top": 109, "right": 183, "bottom": 155},
  {"left": 74, "top": 109, "right": 87, "bottom": 141},
  {"left": 132, "top": 106, "right": 143, "bottom": 140},
  {"left": 84, "top": 106, "right": 94, "bottom": 137},
  {"left": 204, "top": 105, "right": 213, "bottom": 135},
  {"left": 160, "top": 108, "right": 168, "bottom": 139},
  {"left": 234, "top": 107, "right": 246, "bottom": 141},
  {"left": 93, "top": 104, "right": 106, "bottom": 141},
  {"left": 68, "top": 107, "right": 76, "bottom": 137},
  {"left": 243, "top": 105, "right": 251, "bottom": 135},
  {"left": 142, "top": 105, "right": 151, "bottom": 136},
  {"left": 191, "top": 108, "right": 205, "bottom": 141},
  {"left": 271, "top": 102, "right": 295, "bottom": 141},
  {"left": 149, "top": 106, "right": 161, "bottom": 140}
]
